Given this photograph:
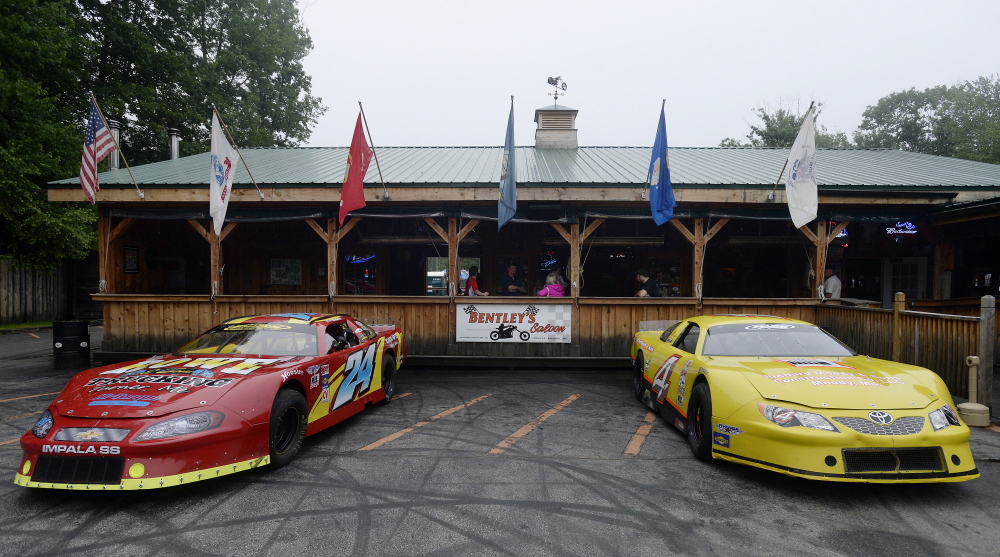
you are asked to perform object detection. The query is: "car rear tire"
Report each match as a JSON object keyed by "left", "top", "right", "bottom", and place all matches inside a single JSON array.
[
  {"left": 687, "top": 383, "right": 713, "bottom": 461},
  {"left": 269, "top": 389, "right": 307, "bottom": 468},
  {"left": 379, "top": 354, "right": 396, "bottom": 404},
  {"left": 633, "top": 354, "right": 645, "bottom": 402}
]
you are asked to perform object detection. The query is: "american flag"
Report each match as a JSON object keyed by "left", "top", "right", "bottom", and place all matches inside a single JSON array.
[{"left": 79, "top": 99, "right": 116, "bottom": 204}]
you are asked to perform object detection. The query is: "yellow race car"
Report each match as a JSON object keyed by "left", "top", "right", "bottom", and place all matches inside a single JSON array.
[{"left": 630, "top": 315, "right": 978, "bottom": 483}]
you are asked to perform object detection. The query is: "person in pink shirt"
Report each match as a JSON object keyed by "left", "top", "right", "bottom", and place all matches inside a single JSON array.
[{"left": 536, "top": 274, "right": 566, "bottom": 297}]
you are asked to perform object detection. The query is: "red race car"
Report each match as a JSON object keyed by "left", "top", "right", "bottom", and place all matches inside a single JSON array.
[{"left": 15, "top": 313, "right": 405, "bottom": 490}]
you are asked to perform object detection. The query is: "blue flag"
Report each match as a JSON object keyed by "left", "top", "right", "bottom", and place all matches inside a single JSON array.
[
  {"left": 498, "top": 104, "right": 516, "bottom": 229},
  {"left": 648, "top": 107, "right": 676, "bottom": 225}
]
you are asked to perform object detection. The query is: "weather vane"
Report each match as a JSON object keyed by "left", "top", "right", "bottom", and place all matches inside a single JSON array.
[{"left": 546, "top": 76, "right": 568, "bottom": 105}]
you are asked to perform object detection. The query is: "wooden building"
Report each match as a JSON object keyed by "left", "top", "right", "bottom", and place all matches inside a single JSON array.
[{"left": 48, "top": 104, "right": 1000, "bottom": 365}]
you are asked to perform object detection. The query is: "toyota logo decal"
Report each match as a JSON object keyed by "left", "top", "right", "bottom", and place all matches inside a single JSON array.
[{"left": 869, "top": 410, "right": 894, "bottom": 425}]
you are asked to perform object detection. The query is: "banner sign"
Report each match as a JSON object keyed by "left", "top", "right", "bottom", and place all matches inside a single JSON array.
[{"left": 457, "top": 303, "right": 571, "bottom": 343}]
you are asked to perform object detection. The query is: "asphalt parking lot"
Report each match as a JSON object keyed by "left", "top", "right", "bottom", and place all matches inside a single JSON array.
[{"left": 3, "top": 327, "right": 1000, "bottom": 556}]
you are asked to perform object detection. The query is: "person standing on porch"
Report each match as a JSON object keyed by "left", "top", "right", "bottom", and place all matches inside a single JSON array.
[
  {"left": 636, "top": 268, "right": 661, "bottom": 297},
  {"left": 501, "top": 264, "right": 526, "bottom": 295},
  {"left": 466, "top": 266, "right": 489, "bottom": 296},
  {"left": 823, "top": 268, "right": 842, "bottom": 299}
]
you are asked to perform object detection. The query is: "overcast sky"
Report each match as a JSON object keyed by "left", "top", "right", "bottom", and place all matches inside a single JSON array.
[{"left": 298, "top": 0, "right": 999, "bottom": 149}]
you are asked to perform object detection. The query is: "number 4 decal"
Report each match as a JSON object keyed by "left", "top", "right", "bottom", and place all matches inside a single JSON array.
[
  {"left": 333, "top": 344, "right": 378, "bottom": 410},
  {"left": 651, "top": 354, "right": 681, "bottom": 402}
]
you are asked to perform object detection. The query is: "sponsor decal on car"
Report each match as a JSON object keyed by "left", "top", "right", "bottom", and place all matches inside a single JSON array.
[
  {"left": 635, "top": 338, "right": 655, "bottom": 353},
  {"left": 713, "top": 432, "right": 730, "bottom": 448},
  {"left": 88, "top": 393, "right": 160, "bottom": 407},
  {"left": 281, "top": 369, "right": 304, "bottom": 381},
  {"left": 716, "top": 424, "right": 743, "bottom": 435},
  {"left": 677, "top": 361, "right": 692, "bottom": 405},
  {"left": 745, "top": 324, "right": 795, "bottom": 330},
  {"left": 101, "top": 357, "right": 284, "bottom": 377},
  {"left": 764, "top": 369, "right": 905, "bottom": 387},
  {"left": 779, "top": 359, "right": 855, "bottom": 369},
  {"left": 86, "top": 375, "right": 234, "bottom": 389}
]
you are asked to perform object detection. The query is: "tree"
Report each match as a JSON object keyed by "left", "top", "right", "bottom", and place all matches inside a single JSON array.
[
  {"left": 853, "top": 76, "right": 1000, "bottom": 164},
  {"left": 720, "top": 102, "right": 853, "bottom": 149},
  {"left": 77, "top": 0, "right": 326, "bottom": 164},
  {"left": 0, "top": 0, "right": 97, "bottom": 268}
]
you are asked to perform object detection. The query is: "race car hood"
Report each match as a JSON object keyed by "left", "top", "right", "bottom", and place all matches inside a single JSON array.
[
  {"left": 52, "top": 355, "right": 303, "bottom": 419},
  {"left": 725, "top": 356, "right": 941, "bottom": 410}
]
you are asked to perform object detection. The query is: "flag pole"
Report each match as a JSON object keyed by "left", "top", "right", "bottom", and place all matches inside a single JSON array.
[
  {"left": 211, "top": 104, "right": 264, "bottom": 200},
  {"left": 358, "top": 102, "right": 389, "bottom": 200},
  {"left": 89, "top": 91, "right": 144, "bottom": 200},
  {"left": 641, "top": 99, "right": 665, "bottom": 200},
  {"left": 770, "top": 101, "right": 815, "bottom": 202}
]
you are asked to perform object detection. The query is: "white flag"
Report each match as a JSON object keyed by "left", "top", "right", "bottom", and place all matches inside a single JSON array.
[
  {"left": 785, "top": 105, "right": 817, "bottom": 228},
  {"left": 209, "top": 113, "right": 238, "bottom": 235}
]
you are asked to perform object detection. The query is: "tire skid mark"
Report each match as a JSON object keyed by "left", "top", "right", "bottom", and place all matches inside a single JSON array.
[{"left": 357, "top": 393, "right": 492, "bottom": 451}]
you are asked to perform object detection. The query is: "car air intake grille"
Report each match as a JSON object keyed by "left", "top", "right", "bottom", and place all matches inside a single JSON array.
[
  {"left": 31, "top": 456, "right": 124, "bottom": 485},
  {"left": 842, "top": 448, "right": 944, "bottom": 474},
  {"left": 834, "top": 416, "right": 925, "bottom": 435}
]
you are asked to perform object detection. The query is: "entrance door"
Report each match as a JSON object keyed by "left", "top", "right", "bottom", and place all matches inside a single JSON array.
[{"left": 881, "top": 257, "right": 927, "bottom": 308}]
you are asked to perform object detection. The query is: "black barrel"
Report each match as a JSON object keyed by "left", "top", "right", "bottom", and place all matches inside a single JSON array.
[{"left": 53, "top": 321, "right": 91, "bottom": 368}]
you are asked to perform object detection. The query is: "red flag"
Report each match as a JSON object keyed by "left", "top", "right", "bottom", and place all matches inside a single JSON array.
[{"left": 339, "top": 113, "right": 373, "bottom": 225}]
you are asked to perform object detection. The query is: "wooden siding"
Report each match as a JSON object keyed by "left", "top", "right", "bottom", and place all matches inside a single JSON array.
[{"left": 1, "top": 260, "right": 68, "bottom": 324}]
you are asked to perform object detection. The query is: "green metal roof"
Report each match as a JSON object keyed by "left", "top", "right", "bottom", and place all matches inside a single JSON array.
[{"left": 50, "top": 147, "right": 1000, "bottom": 191}]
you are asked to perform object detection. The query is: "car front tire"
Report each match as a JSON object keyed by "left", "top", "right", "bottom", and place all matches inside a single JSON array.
[
  {"left": 269, "top": 389, "right": 307, "bottom": 468},
  {"left": 633, "top": 354, "right": 645, "bottom": 402},
  {"left": 687, "top": 383, "right": 713, "bottom": 461}
]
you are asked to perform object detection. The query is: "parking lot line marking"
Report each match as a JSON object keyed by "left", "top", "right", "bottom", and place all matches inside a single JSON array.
[
  {"left": 0, "top": 392, "right": 59, "bottom": 404},
  {"left": 357, "top": 393, "right": 492, "bottom": 451},
  {"left": 28, "top": 333, "right": 40, "bottom": 339},
  {"left": 390, "top": 393, "right": 412, "bottom": 401},
  {"left": 2, "top": 411, "right": 42, "bottom": 421},
  {"left": 623, "top": 411, "right": 658, "bottom": 456},
  {"left": 0, "top": 438, "right": 20, "bottom": 446},
  {"left": 488, "top": 394, "right": 581, "bottom": 455}
]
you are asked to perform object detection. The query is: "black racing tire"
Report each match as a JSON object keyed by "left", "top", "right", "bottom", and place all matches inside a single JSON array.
[
  {"left": 687, "top": 383, "right": 713, "bottom": 461},
  {"left": 519, "top": 331, "right": 530, "bottom": 341},
  {"left": 379, "top": 354, "right": 396, "bottom": 404},
  {"left": 633, "top": 353, "right": 645, "bottom": 402},
  {"left": 269, "top": 389, "right": 307, "bottom": 468}
]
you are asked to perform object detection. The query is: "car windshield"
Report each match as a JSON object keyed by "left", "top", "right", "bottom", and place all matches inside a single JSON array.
[
  {"left": 700, "top": 323, "right": 855, "bottom": 357},
  {"left": 176, "top": 323, "right": 318, "bottom": 356}
]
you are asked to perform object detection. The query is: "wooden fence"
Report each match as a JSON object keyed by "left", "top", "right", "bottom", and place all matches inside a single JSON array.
[
  {"left": 95, "top": 294, "right": 994, "bottom": 406},
  {"left": 816, "top": 295, "right": 995, "bottom": 407},
  {"left": 0, "top": 260, "right": 69, "bottom": 325}
]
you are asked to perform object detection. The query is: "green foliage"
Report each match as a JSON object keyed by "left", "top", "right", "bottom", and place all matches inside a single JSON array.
[
  {"left": 720, "top": 102, "right": 853, "bottom": 149},
  {"left": 854, "top": 76, "right": 1000, "bottom": 164},
  {"left": 0, "top": 0, "right": 324, "bottom": 268},
  {"left": 78, "top": 0, "right": 326, "bottom": 163},
  {"left": 0, "top": 0, "right": 96, "bottom": 268}
]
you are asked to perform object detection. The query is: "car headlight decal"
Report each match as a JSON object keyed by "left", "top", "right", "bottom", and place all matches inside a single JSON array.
[
  {"left": 757, "top": 402, "right": 838, "bottom": 432},
  {"left": 928, "top": 404, "right": 960, "bottom": 431},
  {"left": 32, "top": 409, "right": 54, "bottom": 439},
  {"left": 135, "top": 411, "right": 224, "bottom": 441}
]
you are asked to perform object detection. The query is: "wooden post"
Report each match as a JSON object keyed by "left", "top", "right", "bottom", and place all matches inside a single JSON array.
[
  {"left": 669, "top": 218, "right": 728, "bottom": 301},
  {"left": 186, "top": 220, "right": 237, "bottom": 298},
  {"left": 979, "top": 295, "right": 995, "bottom": 409},
  {"left": 892, "top": 291, "right": 905, "bottom": 362},
  {"left": 798, "top": 220, "right": 849, "bottom": 298},
  {"left": 98, "top": 208, "right": 109, "bottom": 293}
]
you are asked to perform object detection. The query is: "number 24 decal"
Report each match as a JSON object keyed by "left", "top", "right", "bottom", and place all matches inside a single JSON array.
[{"left": 332, "top": 344, "right": 378, "bottom": 410}]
